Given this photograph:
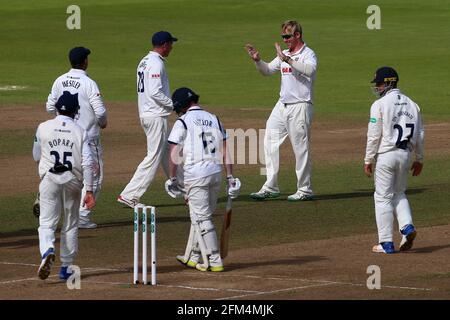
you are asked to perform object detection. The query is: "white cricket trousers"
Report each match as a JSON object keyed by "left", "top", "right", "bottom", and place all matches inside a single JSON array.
[
  {"left": 186, "top": 172, "right": 223, "bottom": 267},
  {"left": 263, "top": 101, "right": 314, "bottom": 195},
  {"left": 374, "top": 149, "right": 413, "bottom": 243},
  {"left": 121, "top": 116, "right": 169, "bottom": 201},
  {"left": 38, "top": 173, "right": 82, "bottom": 266},
  {"left": 79, "top": 138, "right": 103, "bottom": 219}
]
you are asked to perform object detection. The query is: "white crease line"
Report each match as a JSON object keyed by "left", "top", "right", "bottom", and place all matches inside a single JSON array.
[
  {"left": 157, "top": 284, "right": 259, "bottom": 294},
  {"left": 0, "top": 261, "right": 40, "bottom": 267},
  {"left": 0, "top": 266, "right": 125, "bottom": 285},
  {"left": 217, "top": 282, "right": 336, "bottom": 300},
  {"left": 0, "top": 262, "right": 127, "bottom": 273},
  {"left": 0, "top": 277, "right": 38, "bottom": 285},
  {"left": 0, "top": 261, "right": 436, "bottom": 292},
  {"left": 171, "top": 271, "right": 435, "bottom": 292},
  {"left": 0, "top": 273, "right": 61, "bottom": 285},
  {"left": 383, "top": 285, "right": 433, "bottom": 291},
  {"left": 83, "top": 267, "right": 127, "bottom": 272},
  {"left": 81, "top": 280, "right": 260, "bottom": 294}
]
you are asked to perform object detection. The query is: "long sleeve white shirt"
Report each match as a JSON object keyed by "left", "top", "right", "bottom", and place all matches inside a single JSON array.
[
  {"left": 33, "top": 115, "right": 94, "bottom": 189},
  {"left": 46, "top": 69, "right": 107, "bottom": 141},
  {"left": 137, "top": 51, "right": 173, "bottom": 117},
  {"left": 255, "top": 43, "right": 318, "bottom": 104},
  {"left": 365, "top": 89, "right": 424, "bottom": 164}
]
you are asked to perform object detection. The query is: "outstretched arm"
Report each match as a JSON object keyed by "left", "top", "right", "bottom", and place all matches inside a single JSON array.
[{"left": 245, "top": 44, "right": 279, "bottom": 76}]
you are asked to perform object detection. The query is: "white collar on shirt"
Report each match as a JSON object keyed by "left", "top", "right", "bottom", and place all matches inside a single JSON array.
[
  {"left": 69, "top": 68, "right": 87, "bottom": 75},
  {"left": 285, "top": 42, "right": 307, "bottom": 57},
  {"left": 150, "top": 51, "right": 166, "bottom": 61},
  {"left": 56, "top": 115, "right": 75, "bottom": 122},
  {"left": 187, "top": 105, "right": 203, "bottom": 111}
]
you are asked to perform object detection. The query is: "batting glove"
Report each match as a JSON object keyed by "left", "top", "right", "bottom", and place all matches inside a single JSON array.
[{"left": 226, "top": 175, "right": 241, "bottom": 199}]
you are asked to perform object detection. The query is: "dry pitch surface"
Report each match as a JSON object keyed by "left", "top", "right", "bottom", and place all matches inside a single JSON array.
[{"left": 1, "top": 104, "right": 449, "bottom": 299}]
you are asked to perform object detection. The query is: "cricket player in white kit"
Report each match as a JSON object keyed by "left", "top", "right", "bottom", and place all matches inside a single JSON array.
[
  {"left": 46, "top": 47, "right": 107, "bottom": 229},
  {"left": 34, "top": 91, "right": 95, "bottom": 280},
  {"left": 364, "top": 67, "right": 424, "bottom": 254},
  {"left": 118, "top": 31, "right": 178, "bottom": 208},
  {"left": 166, "top": 88, "right": 241, "bottom": 272},
  {"left": 245, "top": 20, "right": 317, "bottom": 201}
]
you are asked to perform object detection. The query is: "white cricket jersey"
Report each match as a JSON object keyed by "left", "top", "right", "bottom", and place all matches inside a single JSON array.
[
  {"left": 168, "top": 106, "right": 227, "bottom": 182},
  {"left": 264, "top": 44, "right": 318, "bottom": 104},
  {"left": 365, "top": 89, "right": 425, "bottom": 164},
  {"left": 137, "top": 51, "right": 173, "bottom": 117},
  {"left": 46, "top": 69, "right": 107, "bottom": 141},
  {"left": 33, "top": 115, "right": 94, "bottom": 188}
]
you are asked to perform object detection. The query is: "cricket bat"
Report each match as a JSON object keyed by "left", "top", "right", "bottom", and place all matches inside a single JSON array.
[{"left": 220, "top": 196, "right": 232, "bottom": 259}]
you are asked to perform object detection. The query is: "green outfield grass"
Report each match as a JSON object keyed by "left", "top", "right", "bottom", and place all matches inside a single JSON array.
[
  {"left": 2, "top": 155, "right": 449, "bottom": 257},
  {"left": 1, "top": 0, "right": 450, "bottom": 119},
  {"left": 1, "top": 1, "right": 449, "bottom": 268}
]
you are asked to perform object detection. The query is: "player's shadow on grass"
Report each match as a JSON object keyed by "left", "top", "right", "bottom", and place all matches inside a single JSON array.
[
  {"left": 229, "top": 187, "right": 426, "bottom": 203},
  {"left": 96, "top": 216, "right": 191, "bottom": 229},
  {"left": 314, "top": 188, "right": 425, "bottom": 201},
  {"left": 79, "top": 264, "right": 192, "bottom": 281},
  {"left": 408, "top": 243, "right": 450, "bottom": 253},
  {"left": 0, "top": 234, "right": 95, "bottom": 248},
  {"left": 225, "top": 255, "right": 327, "bottom": 271}
]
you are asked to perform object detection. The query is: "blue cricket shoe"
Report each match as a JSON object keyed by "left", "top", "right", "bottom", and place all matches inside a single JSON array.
[
  {"left": 372, "top": 241, "right": 395, "bottom": 254},
  {"left": 38, "top": 248, "right": 56, "bottom": 280},
  {"left": 399, "top": 224, "right": 417, "bottom": 252},
  {"left": 59, "top": 266, "right": 73, "bottom": 280}
]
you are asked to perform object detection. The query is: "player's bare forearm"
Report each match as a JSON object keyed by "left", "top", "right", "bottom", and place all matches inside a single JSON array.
[
  {"left": 222, "top": 140, "right": 233, "bottom": 176},
  {"left": 168, "top": 143, "right": 179, "bottom": 178}
]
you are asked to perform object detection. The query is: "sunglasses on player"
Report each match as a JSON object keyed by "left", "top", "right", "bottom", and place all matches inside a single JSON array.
[{"left": 281, "top": 34, "right": 294, "bottom": 39}]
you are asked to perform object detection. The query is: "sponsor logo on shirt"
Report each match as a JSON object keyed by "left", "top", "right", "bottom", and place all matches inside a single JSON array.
[
  {"left": 282, "top": 67, "right": 292, "bottom": 74},
  {"left": 151, "top": 74, "right": 161, "bottom": 78}
]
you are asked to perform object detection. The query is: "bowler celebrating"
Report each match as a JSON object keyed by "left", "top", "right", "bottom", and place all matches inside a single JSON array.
[{"left": 245, "top": 20, "right": 318, "bottom": 201}]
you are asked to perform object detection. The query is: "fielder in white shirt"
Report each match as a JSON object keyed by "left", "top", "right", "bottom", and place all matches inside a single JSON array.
[
  {"left": 46, "top": 47, "right": 107, "bottom": 229},
  {"left": 364, "top": 67, "right": 424, "bottom": 254},
  {"left": 245, "top": 20, "right": 317, "bottom": 201},
  {"left": 34, "top": 91, "right": 96, "bottom": 280},
  {"left": 117, "top": 31, "right": 178, "bottom": 208},
  {"left": 166, "top": 87, "right": 241, "bottom": 272}
]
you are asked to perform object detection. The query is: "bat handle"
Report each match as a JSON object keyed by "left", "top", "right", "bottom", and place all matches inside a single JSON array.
[{"left": 226, "top": 196, "right": 232, "bottom": 210}]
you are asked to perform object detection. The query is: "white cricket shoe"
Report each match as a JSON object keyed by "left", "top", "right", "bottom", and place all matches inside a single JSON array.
[
  {"left": 79, "top": 220, "right": 97, "bottom": 229},
  {"left": 79, "top": 215, "right": 97, "bottom": 229},
  {"left": 287, "top": 192, "right": 314, "bottom": 202},
  {"left": 117, "top": 195, "right": 137, "bottom": 208}
]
